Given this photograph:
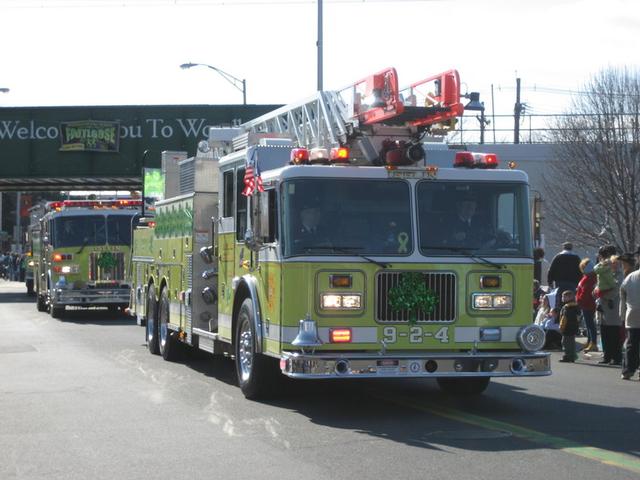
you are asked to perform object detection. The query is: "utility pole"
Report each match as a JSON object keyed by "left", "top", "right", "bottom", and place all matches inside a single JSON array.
[
  {"left": 491, "top": 84, "right": 496, "bottom": 144},
  {"left": 514, "top": 77, "right": 522, "bottom": 144}
]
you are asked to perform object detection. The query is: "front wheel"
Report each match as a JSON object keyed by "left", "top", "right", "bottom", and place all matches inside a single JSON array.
[
  {"left": 235, "top": 298, "right": 277, "bottom": 399},
  {"left": 36, "top": 287, "right": 47, "bottom": 312},
  {"left": 50, "top": 304, "right": 64, "bottom": 319},
  {"left": 158, "top": 287, "right": 180, "bottom": 361},
  {"left": 437, "top": 377, "right": 490, "bottom": 395},
  {"left": 146, "top": 284, "right": 160, "bottom": 355}
]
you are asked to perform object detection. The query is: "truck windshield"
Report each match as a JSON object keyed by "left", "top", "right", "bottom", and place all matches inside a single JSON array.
[
  {"left": 417, "top": 181, "right": 532, "bottom": 257},
  {"left": 52, "top": 214, "right": 138, "bottom": 248},
  {"left": 282, "top": 178, "right": 412, "bottom": 257}
]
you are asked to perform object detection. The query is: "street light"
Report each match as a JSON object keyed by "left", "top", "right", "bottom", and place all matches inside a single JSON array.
[
  {"left": 463, "top": 91, "right": 488, "bottom": 144},
  {"left": 180, "top": 62, "right": 246, "bottom": 105}
]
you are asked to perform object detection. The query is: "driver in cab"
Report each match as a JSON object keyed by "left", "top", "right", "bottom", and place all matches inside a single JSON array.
[{"left": 445, "top": 193, "right": 495, "bottom": 249}]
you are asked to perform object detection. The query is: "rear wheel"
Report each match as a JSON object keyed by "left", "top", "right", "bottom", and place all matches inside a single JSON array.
[
  {"left": 436, "top": 377, "right": 490, "bottom": 395},
  {"left": 158, "top": 287, "right": 180, "bottom": 361},
  {"left": 146, "top": 284, "right": 160, "bottom": 355},
  {"left": 235, "top": 298, "right": 277, "bottom": 399}
]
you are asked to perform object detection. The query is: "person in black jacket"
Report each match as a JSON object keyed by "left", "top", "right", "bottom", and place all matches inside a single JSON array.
[
  {"left": 559, "top": 290, "right": 581, "bottom": 362},
  {"left": 548, "top": 242, "right": 582, "bottom": 309}
]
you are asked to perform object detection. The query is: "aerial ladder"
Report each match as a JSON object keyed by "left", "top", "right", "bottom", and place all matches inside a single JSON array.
[{"left": 233, "top": 67, "right": 464, "bottom": 165}]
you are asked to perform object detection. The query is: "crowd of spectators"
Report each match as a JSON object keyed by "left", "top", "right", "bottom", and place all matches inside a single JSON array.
[
  {"left": 533, "top": 242, "right": 640, "bottom": 381},
  {"left": 0, "top": 251, "right": 28, "bottom": 282}
]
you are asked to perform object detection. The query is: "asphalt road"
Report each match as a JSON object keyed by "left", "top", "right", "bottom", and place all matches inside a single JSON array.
[{"left": 1, "top": 280, "right": 639, "bottom": 480}]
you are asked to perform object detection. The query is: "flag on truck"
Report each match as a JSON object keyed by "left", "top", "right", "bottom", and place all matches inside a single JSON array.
[{"left": 242, "top": 149, "right": 264, "bottom": 196}]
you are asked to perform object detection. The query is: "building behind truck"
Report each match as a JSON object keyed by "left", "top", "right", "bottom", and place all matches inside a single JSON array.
[
  {"left": 31, "top": 198, "right": 142, "bottom": 317},
  {"left": 129, "top": 67, "right": 550, "bottom": 399}
]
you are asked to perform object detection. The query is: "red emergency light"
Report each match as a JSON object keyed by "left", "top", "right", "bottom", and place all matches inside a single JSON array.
[
  {"left": 53, "top": 199, "right": 143, "bottom": 210},
  {"left": 290, "top": 148, "right": 310, "bottom": 165},
  {"left": 453, "top": 151, "right": 499, "bottom": 169}
]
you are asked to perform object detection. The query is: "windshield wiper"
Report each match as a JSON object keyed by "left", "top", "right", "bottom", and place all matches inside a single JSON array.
[
  {"left": 302, "top": 246, "right": 389, "bottom": 269},
  {"left": 76, "top": 238, "right": 89, "bottom": 255},
  {"left": 421, "top": 245, "right": 504, "bottom": 269}
]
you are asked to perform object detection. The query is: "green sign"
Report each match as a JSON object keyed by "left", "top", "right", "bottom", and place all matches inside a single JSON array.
[
  {"left": 59, "top": 120, "right": 120, "bottom": 152},
  {"left": 144, "top": 168, "right": 165, "bottom": 200}
]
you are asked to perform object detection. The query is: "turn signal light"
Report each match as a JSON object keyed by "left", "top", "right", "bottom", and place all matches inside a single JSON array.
[
  {"left": 330, "top": 328, "right": 352, "bottom": 343},
  {"left": 52, "top": 253, "right": 63, "bottom": 262},
  {"left": 329, "top": 274, "right": 352, "bottom": 288}
]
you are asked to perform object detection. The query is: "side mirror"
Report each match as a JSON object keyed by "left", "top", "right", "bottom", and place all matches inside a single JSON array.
[
  {"left": 244, "top": 192, "right": 269, "bottom": 252},
  {"left": 199, "top": 246, "right": 214, "bottom": 264}
]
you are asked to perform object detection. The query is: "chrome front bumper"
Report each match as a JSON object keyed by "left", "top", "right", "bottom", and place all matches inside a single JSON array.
[
  {"left": 280, "top": 351, "right": 551, "bottom": 379},
  {"left": 54, "top": 288, "right": 130, "bottom": 306}
]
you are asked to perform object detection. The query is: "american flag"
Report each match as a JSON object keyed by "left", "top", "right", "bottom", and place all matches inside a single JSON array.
[{"left": 241, "top": 150, "right": 264, "bottom": 196}]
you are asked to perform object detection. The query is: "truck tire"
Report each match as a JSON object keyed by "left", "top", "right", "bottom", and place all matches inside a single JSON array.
[
  {"left": 36, "top": 287, "right": 47, "bottom": 312},
  {"left": 50, "top": 304, "right": 64, "bottom": 319},
  {"left": 436, "top": 377, "right": 490, "bottom": 395},
  {"left": 146, "top": 284, "right": 160, "bottom": 355},
  {"left": 158, "top": 287, "right": 180, "bottom": 361},
  {"left": 234, "top": 298, "right": 277, "bottom": 399}
]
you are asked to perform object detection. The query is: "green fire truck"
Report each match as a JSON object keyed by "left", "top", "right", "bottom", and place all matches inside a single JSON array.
[
  {"left": 130, "top": 68, "right": 550, "bottom": 399},
  {"left": 32, "top": 199, "right": 141, "bottom": 318}
]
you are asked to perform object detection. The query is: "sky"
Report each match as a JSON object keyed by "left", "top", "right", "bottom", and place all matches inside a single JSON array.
[{"left": 1, "top": 0, "right": 639, "bottom": 139}]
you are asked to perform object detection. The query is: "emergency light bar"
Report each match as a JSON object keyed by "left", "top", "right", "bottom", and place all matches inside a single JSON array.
[
  {"left": 46, "top": 199, "right": 143, "bottom": 212},
  {"left": 289, "top": 147, "right": 350, "bottom": 165},
  {"left": 453, "top": 151, "right": 499, "bottom": 169}
]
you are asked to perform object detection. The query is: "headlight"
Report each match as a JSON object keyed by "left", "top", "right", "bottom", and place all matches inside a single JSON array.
[
  {"left": 61, "top": 264, "right": 80, "bottom": 274},
  {"left": 472, "top": 293, "right": 512, "bottom": 310},
  {"left": 517, "top": 324, "right": 546, "bottom": 352},
  {"left": 321, "top": 293, "right": 362, "bottom": 310},
  {"left": 28, "top": 261, "right": 35, "bottom": 267}
]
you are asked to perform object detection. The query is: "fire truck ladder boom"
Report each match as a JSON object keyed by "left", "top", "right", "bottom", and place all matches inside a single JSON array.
[{"left": 237, "top": 68, "right": 464, "bottom": 157}]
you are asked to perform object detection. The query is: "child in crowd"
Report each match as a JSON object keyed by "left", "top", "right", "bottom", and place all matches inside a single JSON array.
[
  {"left": 594, "top": 252, "right": 618, "bottom": 311},
  {"left": 559, "top": 290, "right": 581, "bottom": 362},
  {"left": 534, "top": 290, "right": 562, "bottom": 350}
]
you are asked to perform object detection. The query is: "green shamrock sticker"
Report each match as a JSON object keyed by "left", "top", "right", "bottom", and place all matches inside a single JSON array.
[{"left": 388, "top": 272, "right": 439, "bottom": 324}]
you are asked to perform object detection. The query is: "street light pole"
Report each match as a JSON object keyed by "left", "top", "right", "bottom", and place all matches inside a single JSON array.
[
  {"left": 317, "top": 0, "right": 323, "bottom": 91},
  {"left": 180, "top": 63, "right": 246, "bottom": 104}
]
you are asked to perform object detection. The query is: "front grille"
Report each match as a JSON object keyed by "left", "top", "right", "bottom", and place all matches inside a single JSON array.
[
  {"left": 376, "top": 271, "right": 456, "bottom": 322},
  {"left": 89, "top": 252, "right": 126, "bottom": 282}
]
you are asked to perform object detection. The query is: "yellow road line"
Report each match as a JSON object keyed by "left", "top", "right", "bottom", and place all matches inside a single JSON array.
[{"left": 373, "top": 392, "right": 640, "bottom": 475}]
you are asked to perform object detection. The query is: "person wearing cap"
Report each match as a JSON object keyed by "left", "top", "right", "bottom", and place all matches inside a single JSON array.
[
  {"left": 293, "top": 199, "right": 331, "bottom": 251},
  {"left": 618, "top": 253, "right": 640, "bottom": 380},
  {"left": 547, "top": 242, "right": 582, "bottom": 309},
  {"left": 446, "top": 193, "right": 494, "bottom": 248},
  {"left": 576, "top": 258, "right": 598, "bottom": 352}
]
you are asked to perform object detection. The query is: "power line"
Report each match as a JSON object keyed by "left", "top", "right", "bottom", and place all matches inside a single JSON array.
[{"left": 3, "top": 0, "right": 443, "bottom": 7}]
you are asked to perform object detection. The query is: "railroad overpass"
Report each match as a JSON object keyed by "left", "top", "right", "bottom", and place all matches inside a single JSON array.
[{"left": 0, "top": 104, "right": 279, "bottom": 247}]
